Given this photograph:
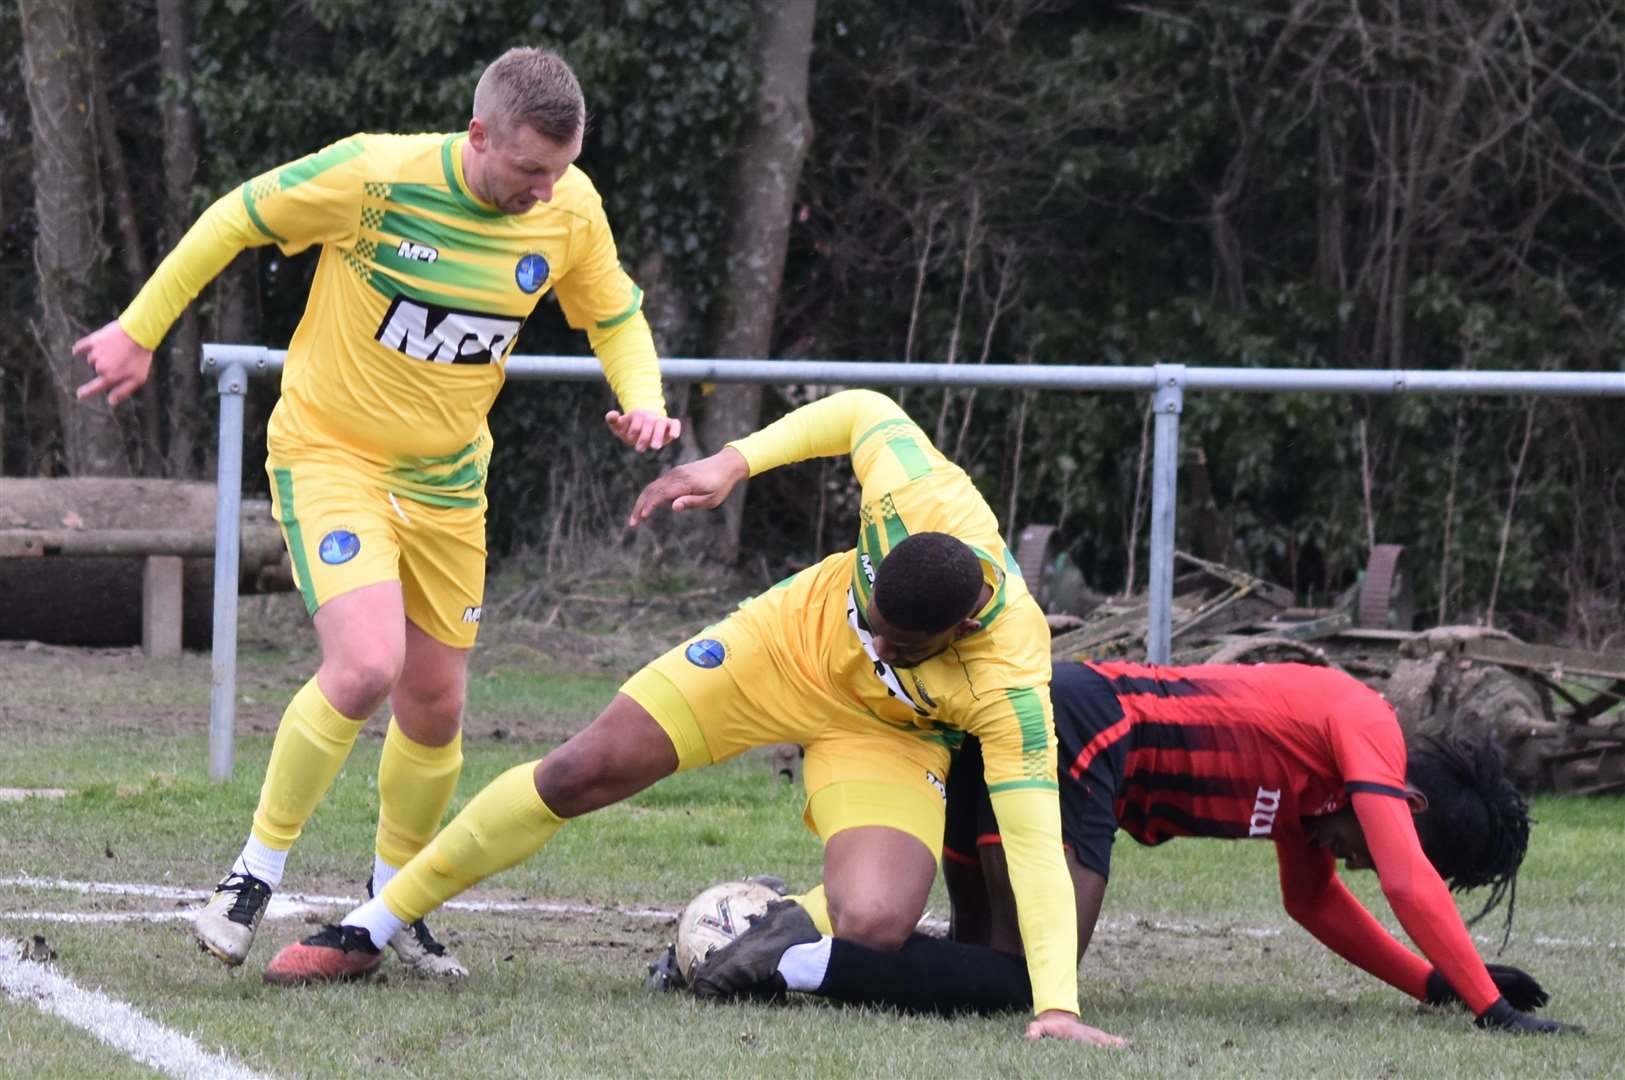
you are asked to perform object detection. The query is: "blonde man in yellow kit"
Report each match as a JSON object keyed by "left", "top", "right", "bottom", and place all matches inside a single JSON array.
[
  {"left": 73, "top": 48, "right": 679, "bottom": 979},
  {"left": 266, "top": 389, "right": 1125, "bottom": 1047}
]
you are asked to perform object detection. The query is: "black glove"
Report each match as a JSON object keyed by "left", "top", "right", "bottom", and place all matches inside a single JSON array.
[
  {"left": 1474, "top": 997, "right": 1583, "bottom": 1035},
  {"left": 1426, "top": 964, "right": 1550, "bottom": 1012}
]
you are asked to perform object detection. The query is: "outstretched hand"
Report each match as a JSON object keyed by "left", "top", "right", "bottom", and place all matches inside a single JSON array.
[
  {"left": 1025, "top": 1010, "right": 1128, "bottom": 1047},
  {"left": 73, "top": 320, "right": 153, "bottom": 406},
  {"left": 626, "top": 447, "right": 750, "bottom": 528},
  {"left": 605, "top": 409, "right": 681, "bottom": 453}
]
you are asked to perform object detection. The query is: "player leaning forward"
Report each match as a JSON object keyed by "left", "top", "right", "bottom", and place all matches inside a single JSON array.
[
  {"left": 265, "top": 389, "right": 1122, "bottom": 1045},
  {"left": 73, "top": 49, "right": 680, "bottom": 977}
]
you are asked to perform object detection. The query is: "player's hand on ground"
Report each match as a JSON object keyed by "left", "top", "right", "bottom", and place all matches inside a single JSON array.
[
  {"left": 605, "top": 409, "right": 681, "bottom": 453},
  {"left": 73, "top": 320, "right": 153, "bottom": 406},
  {"left": 1474, "top": 997, "right": 1583, "bottom": 1035},
  {"left": 1025, "top": 1010, "right": 1127, "bottom": 1047},
  {"left": 1426, "top": 965, "right": 1549, "bottom": 1013},
  {"left": 627, "top": 447, "right": 750, "bottom": 527},
  {"left": 1484, "top": 963, "right": 1550, "bottom": 1011}
]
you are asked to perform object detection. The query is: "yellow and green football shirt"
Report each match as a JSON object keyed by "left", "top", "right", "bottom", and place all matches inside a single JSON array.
[
  {"left": 727, "top": 390, "right": 1080, "bottom": 1018},
  {"left": 119, "top": 132, "right": 665, "bottom": 507}
]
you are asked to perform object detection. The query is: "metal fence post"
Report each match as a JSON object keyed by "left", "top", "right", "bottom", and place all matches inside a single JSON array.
[
  {"left": 206, "top": 358, "right": 248, "bottom": 782},
  {"left": 1146, "top": 363, "right": 1186, "bottom": 663}
]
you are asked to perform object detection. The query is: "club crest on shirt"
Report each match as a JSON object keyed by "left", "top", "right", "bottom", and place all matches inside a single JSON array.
[
  {"left": 685, "top": 639, "right": 726, "bottom": 669},
  {"left": 318, "top": 529, "right": 360, "bottom": 565},
  {"left": 515, "top": 253, "right": 550, "bottom": 293}
]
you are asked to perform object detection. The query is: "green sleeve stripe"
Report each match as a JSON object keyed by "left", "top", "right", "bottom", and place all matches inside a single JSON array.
[
  {"left": 272, "top": 468, "right": 318, "bottom": 616},
  {"left": 852, "top": 417, "right": 915, "bottom": 457},
  {"left": 241, "top": 183, "right": 287, "bottom": 245},
  {"left": 397, "top": 176, "right": 503, "bottom": 222},
  {"left": 986, "top": 779, "right": 1060, "bottom": 795},
  {"left": 885, "top": 432, "right": 934, "bottom": 481},
  {"left": 439, "top": 136, "right": 504, "bottom": 217},
  {"left": 277, "top": 137, "right": 366, "bottom": 191},
  {"left": 595, "top": 285, "right": 644, "bottom": 330},
  {"left": 1006, "top": 686, "right": 1049, "bottom": 757}
]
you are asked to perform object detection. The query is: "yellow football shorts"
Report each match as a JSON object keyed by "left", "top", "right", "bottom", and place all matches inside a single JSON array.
[
  {"left": 622, "top": 556, "right": 951, "bottom": 854},
  {"left": 267, "top": 457, "right": 487, "bottom": 648}
]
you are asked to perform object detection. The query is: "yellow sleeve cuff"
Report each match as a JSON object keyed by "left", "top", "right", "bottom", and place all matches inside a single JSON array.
[
  {"left": 587, "top": 311, "right": 666, "bottom": 415},
  {"left": 727, "top": 390, "right": 904, "bottom": 476},
  {"left": 989, "top": 785, "right": 1081, "bottom": 1017}
]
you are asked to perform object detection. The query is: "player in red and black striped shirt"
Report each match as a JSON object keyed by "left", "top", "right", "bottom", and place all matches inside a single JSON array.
[{"left": 691, "top": 660, "right": 1577, "bottom": 1035}]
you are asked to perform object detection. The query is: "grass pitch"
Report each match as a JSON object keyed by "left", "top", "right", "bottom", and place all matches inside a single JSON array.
[{"left": 1, "top": 620, "right": 1620, "bottom": 1078}]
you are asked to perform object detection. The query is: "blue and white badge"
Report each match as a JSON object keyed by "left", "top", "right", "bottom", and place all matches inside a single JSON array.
[
  {"left": 318, "top": 529, "right": 361, "bottom": 565},
  {"left": 685, "top": 639, "right": 726, "bottom": 669},
  {"left": 515, "top": 253, "right": 550, "bottom": 294}
]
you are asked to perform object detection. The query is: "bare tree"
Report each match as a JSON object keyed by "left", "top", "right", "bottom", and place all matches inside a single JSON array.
[
  {"left": 158, "top": 0, "right": 202, "bottom": 476},
  {"left": 698, "top": 0, "right": 817, "bottom": 562},
  {"left": 20, "top": 0, "right": 129, "bottom": 475}
]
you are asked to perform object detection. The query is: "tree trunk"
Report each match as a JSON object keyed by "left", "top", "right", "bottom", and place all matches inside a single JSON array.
[
  {"left": 158, "top": 0, "right": 203, "bottom": 477},
  {"left": 20, "top": 0, "right": 129, "bottom": 476},
  {"left": 698, "top": 0, "right": 816, "bottom": 562}
]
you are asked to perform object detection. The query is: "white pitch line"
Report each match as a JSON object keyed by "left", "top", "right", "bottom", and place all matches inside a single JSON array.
[
  {"left": 0, "top": 938, "right": 274, "bottom": 1080},
  {"left": 2, "top": 875, "right": 1617, "bottom": 949}
]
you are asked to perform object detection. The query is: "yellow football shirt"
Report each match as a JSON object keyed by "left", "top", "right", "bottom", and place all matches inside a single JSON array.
[
  {"left": 120, "top": 132, "right": 665, "bottom": 507},
  {"left": 728, "top": 390, "right": 1080, "bottom": 1018}
]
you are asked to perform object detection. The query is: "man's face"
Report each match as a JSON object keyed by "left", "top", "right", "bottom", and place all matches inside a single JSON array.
[
  {"left": 864, "top": 598, "right": 965, "bottom": 669},
  {"left": 467, "top": 117, "right": 582, "bottom": 215},
  {"left": 1302, "top": 807, "right": 1374, "bottom": 870}
]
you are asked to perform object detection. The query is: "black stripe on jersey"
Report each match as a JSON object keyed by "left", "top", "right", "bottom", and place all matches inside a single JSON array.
[
  {"left": 1129, "top": 721, "right": 1226, "bottom": 753},
  {"left": 1345, "top": 780, "right": 1410, "bottom": 800},
  {"left": 1119, "top": 799, "right": 1252, "bottom": 841},
  {"left": 1127, "top": 771, "right": 1254, "bottom": 798},
  {"left": 1103, "top": 673, "right": 1210, "bottom": 698}
]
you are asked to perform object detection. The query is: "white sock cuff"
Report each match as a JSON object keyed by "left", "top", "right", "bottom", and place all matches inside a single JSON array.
[
  {"left": 345, "top": 896, "right": 407, "bottom": 950},
  {"left": 235, "top": 838, "right": 289, "bottom": 888},
  {"left": 776, "top": 935, "right": 833, "bottom": 992}
]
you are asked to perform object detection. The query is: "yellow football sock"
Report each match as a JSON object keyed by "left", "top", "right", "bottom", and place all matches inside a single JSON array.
[
  {"left": 250, "top": 677, "right": 367, "bottom": 850},
  {"left": 380, "top": 760, "right": 563, "bottom": 923},
  {"left": 375, "top": 717, "right": 463, "bottom": 870},
  {"left": 789, "top": 883, "right": 833, "bottom": 935}
]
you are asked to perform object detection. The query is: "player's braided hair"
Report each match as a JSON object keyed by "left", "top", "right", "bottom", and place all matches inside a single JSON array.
[
  {"left": 872, "top": 532, "right": 983, "bottom": 634},
  {"left": 474, "top": 47, "right": 585, "bottom": 143},
  {"left": 1407, "top": 733, "right": 1531, "bottom": 950}
]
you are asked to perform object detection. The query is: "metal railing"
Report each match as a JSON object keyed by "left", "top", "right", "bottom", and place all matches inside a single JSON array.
[{"left": 200, "top": 343, "right": 1625, "bottom": 779}]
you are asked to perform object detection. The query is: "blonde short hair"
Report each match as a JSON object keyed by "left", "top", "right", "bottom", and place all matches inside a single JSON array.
[{"left": 472, "top": 47, "right": 584, "bottom": 142}]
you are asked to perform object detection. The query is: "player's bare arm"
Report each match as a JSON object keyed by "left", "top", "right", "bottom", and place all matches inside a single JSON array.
[
  {"left": 605, "top": 409, "right": 681, "bottom": 453},
  {"left": 73, "top": 320, "right": 153, "bottom": 406},
  {"left": 626, "top": 446, "right": 750, "bottom": 526}
]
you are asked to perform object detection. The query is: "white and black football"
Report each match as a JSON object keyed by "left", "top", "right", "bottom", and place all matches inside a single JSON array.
[{"left": 674, "top": 879, "right": 783, "bottom": 982}]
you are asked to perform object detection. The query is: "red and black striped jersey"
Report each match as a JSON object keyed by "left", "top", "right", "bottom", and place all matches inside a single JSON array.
[{"left": 1066, "top": 661, "right": 1408, "bottom": 849}]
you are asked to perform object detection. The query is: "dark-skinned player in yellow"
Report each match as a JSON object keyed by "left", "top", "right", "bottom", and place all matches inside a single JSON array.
[{"left": 265, "top": 390, "right": 1124, "bottom": 1048}]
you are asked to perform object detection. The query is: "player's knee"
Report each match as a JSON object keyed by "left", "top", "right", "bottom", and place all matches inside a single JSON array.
[
  {"left": 827, "top": 898, "right": 915, "bottom": 951},
  {"left": 323, "top": 646, "right": 403, "bottom": 712}
]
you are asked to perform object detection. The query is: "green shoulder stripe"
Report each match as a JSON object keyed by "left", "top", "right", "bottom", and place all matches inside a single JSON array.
[{"left": 278, "top": 137, "right": 366, "bottom": 191}]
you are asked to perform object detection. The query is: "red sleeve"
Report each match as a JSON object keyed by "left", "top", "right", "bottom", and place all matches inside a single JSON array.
[
  {"left": 1275, "top": 837, "right": 1433, "bottom": 999},
  {"left": 1351, "top": 791, "right": 1500, "bottom": 1013}
]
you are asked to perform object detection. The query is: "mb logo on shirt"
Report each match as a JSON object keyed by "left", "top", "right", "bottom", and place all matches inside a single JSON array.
[
  {"left": 375, "top": 296, "right": 522, "bottom": 364},
  {"left": 1249, "top": 786, "right": 1282, "bottom": 836}
]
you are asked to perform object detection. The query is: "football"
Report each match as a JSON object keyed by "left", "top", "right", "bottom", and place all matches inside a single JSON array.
[{"left": 675, "top": 879, "right": 783, "bottom": 982}]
